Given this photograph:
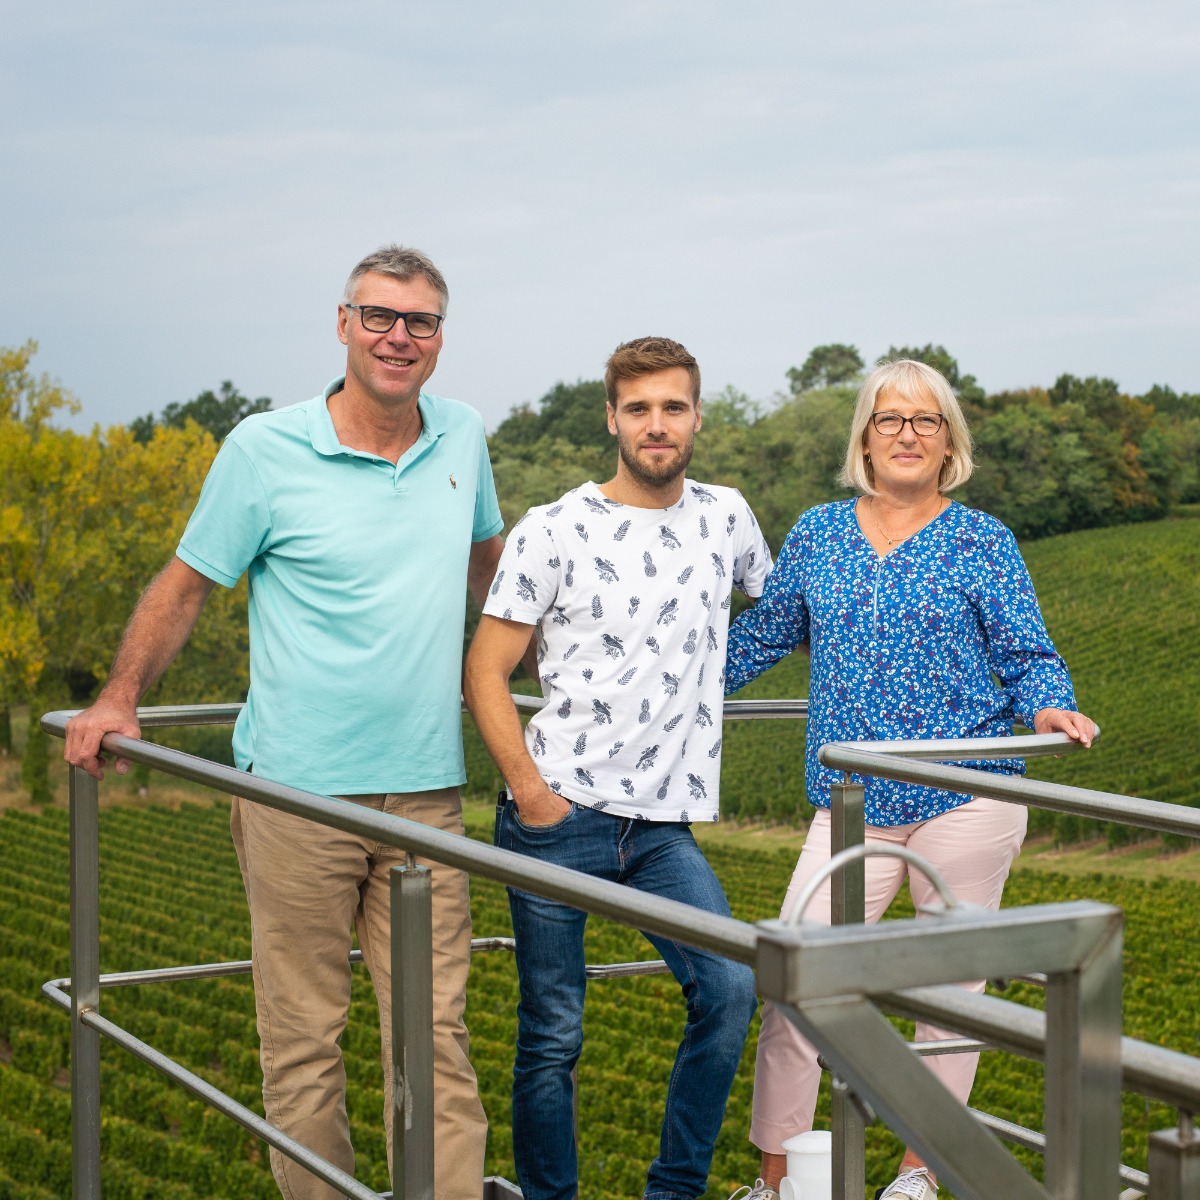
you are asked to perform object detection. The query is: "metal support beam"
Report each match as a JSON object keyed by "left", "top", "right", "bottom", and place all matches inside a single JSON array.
[
  {"left": 69, "top": 766, "right": 102, "bottom": 1200},
  {"left": 785, "top": 997, "right": 1050, "bottom": 1200},
  {"left": 1147, "top": 1120, "right": 1200, "bottom": 1200},
  {"left": 758, "top": 903, "right": 1123, "bottom": 1003},
  {"left": 1043, "top": 918, "right": 1124, "bottom": 1198},
  {"left": 829, "top": 781, "right": 865, "bottom": 1200},
  {"left": 392, "top": 865, "right": 435, "bottom": 1200},
  {"left": 882, "top": 985, "right": 1200, "bottom": 1114},
  {"left": 829, "top": 781, "right": 864, "bottom": 928},
  {"left": 63, "top": 1004, "right": 381, "bottom": 1199},
  {"left": 757, "top": 896, "right": 1123, "bottom": 1200},
  {"left": 482, "top": 1179, "right": 524, "bottom": 1200}
]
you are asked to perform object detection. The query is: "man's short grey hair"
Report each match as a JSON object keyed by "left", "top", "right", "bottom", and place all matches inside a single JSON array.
[
  {"left": 840, "top": 359, "right": 974, "bottom": 495},
  {"left": 342, "top": 245, "right": 449, "bottom": 311}
]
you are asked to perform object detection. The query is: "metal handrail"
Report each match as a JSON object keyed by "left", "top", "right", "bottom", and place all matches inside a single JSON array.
[
  {"left": 885, "top": 984, "right": 1200, "bottom": 1113},
  {"left": 819, "top": 737, "right": 1200, "bottom": 841},
  {"left": 788, "top": 844, "right": 961, "bottom": 924},
  {"left": 510, "top": 694, "right": 810, "bottom": 721},
  {"left": 814, "top": 727, "right": 1197, "bottom": 1199},
  {"left": 36, "top": 702, "right": 1200, "bottom": 1199},
  {"left": 825, "top": 730, "right": 1100, "bottom": 761},
  {"left": 39, "top": 941, "right": 663, "bottom": 994},
  {"left": 72, "top": 695, "right": 807, "bottom": 725},
  {"left": 40, "top": 712, "right": 758, "bottom": 964}
]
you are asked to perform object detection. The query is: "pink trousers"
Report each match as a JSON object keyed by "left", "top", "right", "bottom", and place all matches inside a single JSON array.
[{"left": 750, "top": 796, "right": 1028, "bottom": 1154}]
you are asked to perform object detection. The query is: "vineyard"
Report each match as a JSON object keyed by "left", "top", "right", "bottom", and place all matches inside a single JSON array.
[
  {"left": 2, "top": 515, "right": 1198, "bottom": 1197},
  {"left": 2, "top": 798, "right": 1199, "bottom": 1199}
]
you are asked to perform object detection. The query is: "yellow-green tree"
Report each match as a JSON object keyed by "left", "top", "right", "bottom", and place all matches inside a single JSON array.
[
  {"left": 0, "top": 341, "right": 82, "bottom": 794},
  {"left": 0, "top": 342, "right": 249, "bottom": 801}
]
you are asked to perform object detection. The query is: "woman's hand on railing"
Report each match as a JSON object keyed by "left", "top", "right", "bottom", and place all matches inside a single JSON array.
[
  {"left": 1032, "top": 707, "right": 1097, "bottom": 748},
  {"left": 64, "top": 697, "right": 142, "bottom": 781}
]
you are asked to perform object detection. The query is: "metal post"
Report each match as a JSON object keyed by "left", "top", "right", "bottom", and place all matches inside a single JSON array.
[
  {"left": 1043, "top": 917, "right": 1123, "bottom": 1198},
  {"left": 391, "top": 864, "right": 435, "bottom": 1200},
  {"left": 1147, "top": 1114, "right": 1200, "bottom": 1200},
  {"left": 829, "top": 779, "right": 865, "bottom": 1200},
  {"left": 69, "top": 765, "right": 102, "bottom": 1200},
  {"left": 829, "top": 778, "right": 865, "bottom": 926}
]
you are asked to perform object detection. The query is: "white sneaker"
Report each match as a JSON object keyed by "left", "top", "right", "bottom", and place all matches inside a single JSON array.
[
  {"left": 728, "top": 1179, "right": 781, "bottom": 1200},
  {"left": 875, "top": 1167, "right": 938, "bottom": 1199}
]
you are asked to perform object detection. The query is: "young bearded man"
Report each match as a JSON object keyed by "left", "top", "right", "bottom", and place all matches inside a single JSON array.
[{"left": 463, "top": 336, "right": 772, "bottom": 1200}]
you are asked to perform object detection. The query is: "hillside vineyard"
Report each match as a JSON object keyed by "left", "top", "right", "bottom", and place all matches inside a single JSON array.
[{"left": 1, "top": 797, "right": 1196, "bottom": 1198}]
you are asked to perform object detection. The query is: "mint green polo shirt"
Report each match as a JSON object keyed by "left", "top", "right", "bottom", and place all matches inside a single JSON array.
[{"left": 176, "top": 378, "right": 503, "bottom": 794}]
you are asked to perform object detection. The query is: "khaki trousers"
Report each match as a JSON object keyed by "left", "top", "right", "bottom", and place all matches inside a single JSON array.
[{"left": 231, "top": 788, "right": 487, "bottom": 1200}]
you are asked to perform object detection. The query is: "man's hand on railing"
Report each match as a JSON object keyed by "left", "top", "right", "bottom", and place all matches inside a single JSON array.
[
  {"left": 1032, "top": 707, "right": 1096, "bottom": 748},
  {"left": 62, "top": 557, "right": 216, "bottom": 781},
  {"left": 64, "top": 698, "right": 142, "bottom": 781}
]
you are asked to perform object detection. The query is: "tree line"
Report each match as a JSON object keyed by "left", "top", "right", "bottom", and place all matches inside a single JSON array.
[
  {"left": 488, "top": 341, "right": 1200, "bottom": 552},
  {"left": 2, "top": 338, "right": 1196, "bottom": 801}
]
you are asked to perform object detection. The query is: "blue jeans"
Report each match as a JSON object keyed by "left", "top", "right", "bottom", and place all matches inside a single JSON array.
[{"left": 495, "top": 796, "right": 758, "bottom": 1200}]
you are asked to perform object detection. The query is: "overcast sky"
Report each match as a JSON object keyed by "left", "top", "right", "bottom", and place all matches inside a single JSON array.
[{"left": 4, "top": 0, "right": 1198, "bottom": 433}]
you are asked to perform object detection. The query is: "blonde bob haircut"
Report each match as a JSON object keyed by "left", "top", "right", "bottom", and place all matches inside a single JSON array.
[{"left": 840, "top": 358, "right": 974, "bottom": 495}]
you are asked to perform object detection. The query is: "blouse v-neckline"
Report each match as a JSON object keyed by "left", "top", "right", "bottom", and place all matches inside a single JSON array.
[{"left": 853, "top": 495, "right": 953, "bottom": 560}]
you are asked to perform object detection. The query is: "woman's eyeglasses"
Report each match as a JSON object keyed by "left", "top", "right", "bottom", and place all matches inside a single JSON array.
[{"left": 870, "top": 412, "right": 944, "bottom": 437}]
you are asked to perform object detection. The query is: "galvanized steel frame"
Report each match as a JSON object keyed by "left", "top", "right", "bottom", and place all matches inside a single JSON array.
[{"left": 38, "top": 703, "right": 1200, "bottom": 1199}]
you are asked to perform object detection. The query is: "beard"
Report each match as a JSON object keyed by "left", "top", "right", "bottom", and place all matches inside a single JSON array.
[{"left": 615, "top": 430, "right": 695, "bottom": 490}]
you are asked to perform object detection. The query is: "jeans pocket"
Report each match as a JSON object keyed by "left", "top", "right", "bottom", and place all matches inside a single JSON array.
[{"left": 511, "top": 799, "right": 576, "bottom": 835}]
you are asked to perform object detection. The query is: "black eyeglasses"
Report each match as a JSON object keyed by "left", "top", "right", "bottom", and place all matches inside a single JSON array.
[
  {"left": 344, "top": 305, "right": 445, "bottom": 338},
  {"left": 870, "top": 412, "right": 945, "bottom": 437}
]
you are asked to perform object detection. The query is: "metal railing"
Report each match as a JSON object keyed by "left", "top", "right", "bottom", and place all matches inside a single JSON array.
[
  {"left": 811, "top": 734, "right": 1200, "bottom": 1199},
  {"left": 37, "top": 700, "right": 1200, "bottom": 1199}
]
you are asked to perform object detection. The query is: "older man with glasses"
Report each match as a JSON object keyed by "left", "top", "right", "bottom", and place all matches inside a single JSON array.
[{"left": 66, "top": 244, "right": 502, "bottom": 1200}]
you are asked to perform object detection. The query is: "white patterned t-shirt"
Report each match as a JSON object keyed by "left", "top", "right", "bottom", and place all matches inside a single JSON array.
[{"left": 483, "top": 479, "right": 772, "bottom": 821}]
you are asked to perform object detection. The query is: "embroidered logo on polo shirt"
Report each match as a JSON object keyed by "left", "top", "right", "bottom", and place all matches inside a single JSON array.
[{"left": 449, "top": 474, "right": 457, "bottom": 489}]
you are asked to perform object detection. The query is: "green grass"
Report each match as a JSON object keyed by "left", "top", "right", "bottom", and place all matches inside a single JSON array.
[
  {"left": 1, "top": 800, "right": 1197, "bottom": 1199},
  {"left": 1017, "top": 516, "right": 1200, "bottom": 844}
]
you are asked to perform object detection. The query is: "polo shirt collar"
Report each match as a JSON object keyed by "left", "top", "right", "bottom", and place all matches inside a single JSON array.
[{"left": 309, "top": 376, "right": 444, "bottom": 458}]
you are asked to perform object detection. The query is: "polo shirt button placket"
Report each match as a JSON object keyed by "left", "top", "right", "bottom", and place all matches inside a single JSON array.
[{"left": 384, "top": 456, "right": 408, "bottom": 494}]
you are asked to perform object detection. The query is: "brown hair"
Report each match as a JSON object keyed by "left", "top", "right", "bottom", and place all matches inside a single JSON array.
[{"left": 604, "top": 336, "right": 701, "bottom": 406}]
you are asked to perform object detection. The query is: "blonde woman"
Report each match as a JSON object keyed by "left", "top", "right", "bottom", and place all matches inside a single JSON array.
[{"left": 725, "top": 359, "right": 1095, "bottom": 1200}]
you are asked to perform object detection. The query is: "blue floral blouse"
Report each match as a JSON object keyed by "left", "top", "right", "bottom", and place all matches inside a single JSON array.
[{"left": 725, "top": 499, "right": 1078, "bottom": 825}]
